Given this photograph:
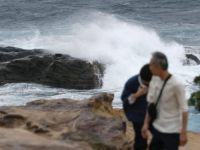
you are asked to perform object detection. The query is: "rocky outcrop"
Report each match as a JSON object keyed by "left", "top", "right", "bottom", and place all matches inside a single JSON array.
[
  {"left": 183, "top": 47, "right": 200, "bottom": 66},
  {"left": 0, "top": 93, "right": 199, "bottom": 150},
  {"left": 185, "top": 54, "right": 200, "bottom": 65},
  {"left": 0, "top": 93, "right": 127, "bottom": 150},
  {"left": 0, "top": 47, "right": 105, "bottom": 89}
]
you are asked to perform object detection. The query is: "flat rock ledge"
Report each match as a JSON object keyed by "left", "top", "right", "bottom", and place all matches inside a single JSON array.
[
  {"left": 0, "top": 46, "right": 105, "bottom": 89},
  {"left": 0, "top": 93, "right": 199, "bottom": 150}
]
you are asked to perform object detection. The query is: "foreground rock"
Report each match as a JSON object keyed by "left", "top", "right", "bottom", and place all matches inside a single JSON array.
[
  {"left": 0, "top": 128, "right": 93, "bottom": 150},
  {"left": 0, "top": 93, "right": 126, "bottom": 150},
  {"left": 0, "top": 47, "right": 105, "bottom": 89},
  {"left": 0, "top": 93, "right": 199, "bottom": 150}
]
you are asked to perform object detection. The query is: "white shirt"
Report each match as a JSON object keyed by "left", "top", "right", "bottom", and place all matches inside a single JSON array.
[{"left": 147, "top": 75, "right": 188, "bottom": 133}]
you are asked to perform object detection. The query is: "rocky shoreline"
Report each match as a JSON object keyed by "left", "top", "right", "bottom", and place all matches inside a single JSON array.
[{"left": 0, "top": 93, "right": 199, "bottom": 150}]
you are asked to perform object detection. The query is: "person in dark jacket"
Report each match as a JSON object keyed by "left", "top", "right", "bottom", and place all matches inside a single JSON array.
[{"left": 121, "top": 64, "right": 152, "bottom": 150}]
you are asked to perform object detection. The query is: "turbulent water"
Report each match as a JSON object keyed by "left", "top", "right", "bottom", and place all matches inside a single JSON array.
[{"left": 0, "top": 0, "right": 200, "bottom": 132}]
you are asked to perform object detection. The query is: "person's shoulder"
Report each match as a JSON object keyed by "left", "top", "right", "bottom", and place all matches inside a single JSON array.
[
  {"left": 127, "top": 74, "right": 139, "bottom": 82},
  {"left": 170, "top": 75, "right": 183, "bottom": 87},
  {"left": 126, "top": 74, "right": 139, "bottom": 86}
]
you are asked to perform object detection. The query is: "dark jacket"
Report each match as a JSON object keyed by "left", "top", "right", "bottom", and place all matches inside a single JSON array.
[{"left": 121, "top": 74, "right": 148, "bottom": 123}]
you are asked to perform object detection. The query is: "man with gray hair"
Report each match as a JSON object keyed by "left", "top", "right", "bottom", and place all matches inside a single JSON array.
[{"left": 141, "top": 52, "right": 188, "bottom": 150}]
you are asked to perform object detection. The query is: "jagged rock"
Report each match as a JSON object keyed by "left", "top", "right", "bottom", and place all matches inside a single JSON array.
[
  {"left": 185, "top": 54, "right": 200, "bottom": 65},
  {"left": 0, "top": 47, "right": 105, "bottom": 89}
]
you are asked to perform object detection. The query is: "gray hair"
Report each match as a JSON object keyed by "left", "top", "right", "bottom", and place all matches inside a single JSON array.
[{"left": 152, "top": 52, "right": 168, "bottom": 70}]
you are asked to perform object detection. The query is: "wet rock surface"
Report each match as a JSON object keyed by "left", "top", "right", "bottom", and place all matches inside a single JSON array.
[
  {"left": 183, "top": 47, "right": 200, "bottom": 66},
  {"left": 0, "top": 46, "right": 47, "bottom": 62},
  {"left": 0, "top": 46, "right": 105, "bottom": 89},
  {"left": 185, "top": 54, "right": 200, "bottom": 65}
]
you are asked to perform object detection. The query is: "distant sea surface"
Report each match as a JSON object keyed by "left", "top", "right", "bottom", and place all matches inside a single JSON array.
[{"left": 0, "top": 0, "right": 200, "bottom": 133}]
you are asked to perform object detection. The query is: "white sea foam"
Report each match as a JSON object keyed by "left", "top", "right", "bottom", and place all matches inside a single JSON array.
[{"left": 40, "top": 13, "right": 199, "bottom": 97}]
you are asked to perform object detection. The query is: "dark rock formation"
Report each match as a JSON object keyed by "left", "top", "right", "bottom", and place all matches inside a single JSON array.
[
  {"left": 185, "top": 54, "right": 200, "bottom": 65},
  {"left": 0, "top": 46, "right": 47, "bottom": 62},
  {"left": 0, "top": 47, "right": 105, "bottom": 89}
]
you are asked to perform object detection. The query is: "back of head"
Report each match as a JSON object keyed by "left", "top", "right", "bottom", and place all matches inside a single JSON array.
[
  {"left": 140, "top": 64, "right": 152, "bottom": 82},
  {"left": 152, "top": 52, "right": 168, "bottom": 70}
]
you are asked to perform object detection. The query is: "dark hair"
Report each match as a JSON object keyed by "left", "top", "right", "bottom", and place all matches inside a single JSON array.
[
  {"left": 140, "top": 64, "right": 152, "bottom": 82},
  {"left": 152, "top": 52, "right": 168, "bottom": 70}
]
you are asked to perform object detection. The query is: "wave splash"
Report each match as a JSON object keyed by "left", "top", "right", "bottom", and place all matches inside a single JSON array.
[
  {"left": 42, "top": 13, "right": 189, "bottom": 89},
  {"left": 1, "top": 13, "right": 198, "bottom": 94}
]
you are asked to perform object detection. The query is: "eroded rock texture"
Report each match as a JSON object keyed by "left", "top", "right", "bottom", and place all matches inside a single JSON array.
[
  {"left": 0, "top": 93, "right": 199, "bottom": 150},
  {"left": 0, "top": 93, "right": 126, "bottom": 150}
]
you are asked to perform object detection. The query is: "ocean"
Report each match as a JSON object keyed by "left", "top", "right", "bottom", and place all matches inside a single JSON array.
[{"left": 0, "top": 0, "right": 200, "bottom": 133}]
